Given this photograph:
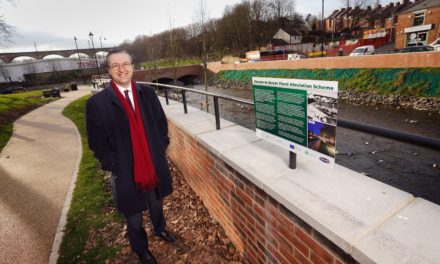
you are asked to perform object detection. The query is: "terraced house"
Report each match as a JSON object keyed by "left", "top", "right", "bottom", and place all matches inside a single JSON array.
[{"left": 395, "top": 0, "right": 440, "bottom": 48}]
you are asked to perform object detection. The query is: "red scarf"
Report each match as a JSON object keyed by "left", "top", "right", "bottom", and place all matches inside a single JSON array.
[{"left": 111, "top": 80, "right": 157, "bottom": 190}]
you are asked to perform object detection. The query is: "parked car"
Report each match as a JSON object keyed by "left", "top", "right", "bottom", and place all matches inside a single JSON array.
[
  {"left": 429, "top": 38, "right": 440, "bottom": 51},
  {"left": 0, "top": 86, "right": 25, "bottom": 94},
  {"left": 349, "top": 45, "right": 375, "bottom": 56},
  {"left": 399, "top": 45, "right": 434, "bottom": 53},
  {"left": 287, "top": 53, "right": 306, "bottom": 60}
]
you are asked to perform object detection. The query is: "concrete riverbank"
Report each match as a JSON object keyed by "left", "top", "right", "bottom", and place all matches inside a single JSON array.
[{"left": 161, "top": 95, "right": 440, "bottom": 264}]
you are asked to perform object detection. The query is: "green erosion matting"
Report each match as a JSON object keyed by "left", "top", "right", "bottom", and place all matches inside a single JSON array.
[{"left": 217, "top": 68, "right": 440, "bottom": 97}]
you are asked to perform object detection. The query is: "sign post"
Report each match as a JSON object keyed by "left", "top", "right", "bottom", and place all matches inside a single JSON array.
[{"left": 253, "top": 77, "right": 338, "bottom": 167}]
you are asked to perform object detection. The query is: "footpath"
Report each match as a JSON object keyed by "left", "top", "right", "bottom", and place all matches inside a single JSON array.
[{"left": 0, "top": 87, "right": 90, "bottom": 264}]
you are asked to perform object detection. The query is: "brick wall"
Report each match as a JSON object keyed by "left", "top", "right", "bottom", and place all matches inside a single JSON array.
[
  {"left": 207, "top": 51, "right": 440, "bottom": 74},
  {"left": 167, "top": 121, "right": 357, "bottom": 264}
]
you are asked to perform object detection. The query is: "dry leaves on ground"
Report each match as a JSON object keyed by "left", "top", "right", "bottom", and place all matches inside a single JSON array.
[{"left": 93, "top": 161, "right": 244, "bottom": 264}]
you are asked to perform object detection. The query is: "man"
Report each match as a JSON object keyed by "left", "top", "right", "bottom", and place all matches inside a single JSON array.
[{"left": 86, "top": 49, "right": 175, "bottom": 264}]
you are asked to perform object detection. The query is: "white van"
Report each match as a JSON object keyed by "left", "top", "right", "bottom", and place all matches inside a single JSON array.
[
  {"left": 349, "top": 45, "right": 375, "bottom": 56},
  {"left": 429, "top": 37, "right": 440, "bottom": 51}
]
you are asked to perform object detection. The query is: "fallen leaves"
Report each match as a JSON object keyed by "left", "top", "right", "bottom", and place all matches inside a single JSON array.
[{"left": 87, "top": 160, "right": 244, "bottom": 264}]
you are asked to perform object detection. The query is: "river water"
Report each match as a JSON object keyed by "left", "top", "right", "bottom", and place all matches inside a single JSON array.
[{"left": 168, "top": 84, "right": 440, "bottom": 205}]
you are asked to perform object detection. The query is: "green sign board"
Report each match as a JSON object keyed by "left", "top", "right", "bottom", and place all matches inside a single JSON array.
[{"left": 253, "top": 77, "right": 338, "bottom": 166}]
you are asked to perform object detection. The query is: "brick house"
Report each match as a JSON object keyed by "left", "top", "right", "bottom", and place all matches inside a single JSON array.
[
  {"left": 395, "top": 0, "right": 440, "bottom": 49},
  {"left": 326, "top": 1, "right": 411, "bottom": 38}
]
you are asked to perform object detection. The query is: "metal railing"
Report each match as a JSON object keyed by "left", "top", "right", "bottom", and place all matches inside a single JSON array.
[{"left": 140, "top": 81, "right": 440, "bottom": 151}]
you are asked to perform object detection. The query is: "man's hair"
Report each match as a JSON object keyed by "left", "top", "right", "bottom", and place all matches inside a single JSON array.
[{"left": 105, "top": 48, "right": 133, "bottom": 67}]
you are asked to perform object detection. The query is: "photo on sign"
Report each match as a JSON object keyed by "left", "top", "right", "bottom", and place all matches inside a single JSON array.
[
  {"left": 307, "top": 120, "right": 336, "bottom": 158},
  {"left": 307, "top": 93, "right": 337, "bottom": 125}
]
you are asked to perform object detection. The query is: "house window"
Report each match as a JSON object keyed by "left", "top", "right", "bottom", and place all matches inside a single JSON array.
[
  {"left": 407, "top": 31, "right": 427, "bottom": 46},
  {"left": 413, "top": 11, "right": 425, "bottom": 26}
]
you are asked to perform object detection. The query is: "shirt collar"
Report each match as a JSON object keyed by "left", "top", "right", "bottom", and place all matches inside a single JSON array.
[{"left": 115, "top": 83, "right": 132, "bottom": 95}]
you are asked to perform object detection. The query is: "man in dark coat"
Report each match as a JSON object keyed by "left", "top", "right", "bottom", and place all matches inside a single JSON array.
[{"left": 86, "top": 49, "right": 175, "bottom": 264}]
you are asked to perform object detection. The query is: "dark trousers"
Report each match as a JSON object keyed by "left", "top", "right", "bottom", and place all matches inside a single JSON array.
[{"left": 124, "top": 188, "right": 166, "bottom": 253}]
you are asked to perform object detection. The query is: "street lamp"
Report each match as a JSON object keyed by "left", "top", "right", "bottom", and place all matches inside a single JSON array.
[
  {"left": 74, "top": 36, "right": 85, "bottom": 83},
  {"left": 89, "top": 31, "right": 101, "bottom": 79},
  {"left": 321, "top": 0, "right": 324, "bottom": 57},
  {"left": 99, "top": 36, "right": 106, "bottom": 49}
]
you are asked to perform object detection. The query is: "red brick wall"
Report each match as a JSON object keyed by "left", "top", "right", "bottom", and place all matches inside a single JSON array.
[
  {"left": 207, "top": 51, "right": 440, "bottom": 74},
  {"left": 167, "top": 121, "right": 356, "bottom": 264}
]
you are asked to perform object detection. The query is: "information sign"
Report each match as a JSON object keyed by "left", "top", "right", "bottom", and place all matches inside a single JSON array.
[{"left": 253, "top": 77, "right": 338, "bottom": 166}]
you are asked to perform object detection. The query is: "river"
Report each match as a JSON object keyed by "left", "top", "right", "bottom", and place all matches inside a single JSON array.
[{"left": 166, "top": 84, "right": 440, "bottom": 205}]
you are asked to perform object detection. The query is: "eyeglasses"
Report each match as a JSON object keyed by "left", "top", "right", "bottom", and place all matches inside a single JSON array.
[{"left": 108, "top": 62, "right": 132, "bottom": 71}]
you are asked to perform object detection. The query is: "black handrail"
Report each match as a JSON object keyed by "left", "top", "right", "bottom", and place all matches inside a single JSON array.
[{"left": 140, "top": 81, "right": 440, "bottom": 150}]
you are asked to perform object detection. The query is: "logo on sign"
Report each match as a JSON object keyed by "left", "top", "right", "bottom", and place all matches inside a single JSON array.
[{"left": 319, "top": 157, "right": 330, "bottom": 163}]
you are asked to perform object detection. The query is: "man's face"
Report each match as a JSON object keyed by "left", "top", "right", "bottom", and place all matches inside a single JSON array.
[{"left": 107, "top": 52, "right": 133, "bottom": 88}]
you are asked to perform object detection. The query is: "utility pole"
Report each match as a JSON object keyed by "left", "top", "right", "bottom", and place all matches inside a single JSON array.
[
  {"left": 321, "top": 0, "right": 325, "bottom": 57},
  {"left": 89, "top": 31, "right": 101, "bottom": 80}
]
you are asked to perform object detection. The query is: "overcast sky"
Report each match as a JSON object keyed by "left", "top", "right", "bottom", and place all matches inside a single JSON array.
[{"left": 0, "top": 0, "right": 394, "bottom": 53}]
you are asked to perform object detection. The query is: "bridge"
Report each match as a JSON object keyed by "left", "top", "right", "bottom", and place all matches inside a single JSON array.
[
  {"left": 0, "top": 47, "right": 114, "bottom": 63},
  {"left": 132, "top": 64, "right": 204, "bottom": 85}
]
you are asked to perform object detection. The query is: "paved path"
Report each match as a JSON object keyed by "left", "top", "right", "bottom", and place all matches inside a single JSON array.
[{"left": 0, "top": 87, "right": 90, "bottom": 264}]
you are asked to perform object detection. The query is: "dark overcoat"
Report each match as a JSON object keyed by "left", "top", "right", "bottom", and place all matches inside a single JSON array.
[{"left": 86, "top": 83, "right": 172, "bottom": 216}]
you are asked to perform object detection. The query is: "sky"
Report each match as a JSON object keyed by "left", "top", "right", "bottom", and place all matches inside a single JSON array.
[{"left": 0, "top": 0, "right": 394, "bottom": 53}]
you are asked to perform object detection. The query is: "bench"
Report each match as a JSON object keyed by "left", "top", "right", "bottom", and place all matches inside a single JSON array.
[{"left": 42, "top": 88, "right": 61, "bottom": 98}]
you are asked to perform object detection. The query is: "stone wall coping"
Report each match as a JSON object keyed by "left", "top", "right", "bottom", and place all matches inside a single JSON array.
[
  {"left": 159, "top": 97, "right": 440, "bottom": 264},
  {"left": 207, "top": 52, "right": 440, "bottom": 73}
]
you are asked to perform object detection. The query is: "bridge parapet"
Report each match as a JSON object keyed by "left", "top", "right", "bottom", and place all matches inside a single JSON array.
[
  {"left": 133, "top": 64, "right": 204, "bottom": 85},
  {"left": 0, "top": 47, "right": 114, "bottom": 63},
  {"left": 161, "top": 96, "right": 440, "bottom": 264}
]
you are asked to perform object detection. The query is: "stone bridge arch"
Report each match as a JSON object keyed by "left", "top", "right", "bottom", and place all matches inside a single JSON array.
[
  {"left": 133, "top": 64, "right": 204, "bottom": 86},
  {"left": 0, "top": 47, "right": 114, "bottom": 63}
]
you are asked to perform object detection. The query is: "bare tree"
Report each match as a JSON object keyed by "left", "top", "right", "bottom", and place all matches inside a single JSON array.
[
  {"left": 267, "top": 0, "right": 296, "bottom": 28},
  {"left": 168, "top": 19, "right": 180, "bottom": 85},
  {"left": 48, "top": 59, "right": 62, "bottom": 83},
  {"left": 339, "top": 0, "right": 374, "bottom": 33},
  {"left": 305, "top": 14, "right": 319, "bottom": 31},
  {"left": 250, "top": 0, "right": 269, "bottom": 47},
  {"left": 0, "top": 1, "right": 15, "bottom": 45},
  {"left": 194, "top": 0, "right": 210, "bottom": 112},
  {"left": 25, "top": 61, "right": 39, "bottom": 86},
  {"left": 145, "top": 34, "right": 161, "bottom": 84},
  {"left": 0, "top": 62, "right": 9, "bottom": 83},
  {"left": 341, "top": 0, "right": 373, "bottom": 8}
]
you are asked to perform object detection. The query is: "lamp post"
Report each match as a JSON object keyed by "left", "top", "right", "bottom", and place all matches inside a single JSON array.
[
  {"left": 89, "top": 31, "right": 101, "bottom": 80},
  {"left": 74, "top": 36, "right": 85, "bottom": 84},
  {"left": 321, "top": 0, "right": 325, "bottom": 57}
]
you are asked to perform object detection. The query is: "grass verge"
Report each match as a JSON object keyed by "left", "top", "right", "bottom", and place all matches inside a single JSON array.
[
  {"left": 217, "top": 68, "right": 440, "bottom": 97},
  {"left": 141, "top": 58, "right": 202, "bottom": 69},
  {"left": 0, "top": 90, "right": 55, "bottom": 152},
  {"left": 59, "top": 95, "right": 122, "bottom": 263}
]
